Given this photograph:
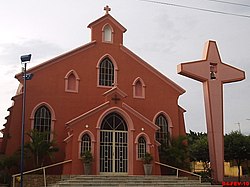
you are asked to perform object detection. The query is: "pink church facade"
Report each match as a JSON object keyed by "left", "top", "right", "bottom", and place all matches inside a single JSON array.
[{"left": 1, "top": 8, "right": 186, "bottom": 175}]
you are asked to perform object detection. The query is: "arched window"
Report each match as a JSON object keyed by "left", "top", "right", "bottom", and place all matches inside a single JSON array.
[
  {"left": 103, "top": 24, "right": 112, "bottom": 42},
  {"left": 135, "top": 80, "right": 142, "bottom": 96},
  {"left": 68, "top": 73, "right": 76, "bottom": 90},
  {"left": 155, "top": 114, "right": 168, "bottom": 144},
  {"left": 99, "top": 58, "right": 114, "bottom": 86},
  {"left": 138, "top": 136, "right": 146, "bottom": 159},
  {"left": 65, "top": 70, "right": 80, "bottom": 93},
  {"left": 80, "top": 134, "right": 91, "bottom": 156},
  {"left": 34, "top": 106, "right": 51, "bottom": 141},
  {"left": 101, "top": 112, "right": 127, "bottom": 131},
  {"left": 133, "top": 77, "right": 145, "bottom": 98}
]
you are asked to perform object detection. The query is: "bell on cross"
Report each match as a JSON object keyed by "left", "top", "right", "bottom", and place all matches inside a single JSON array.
[
  {"left": 210, "top": 64, "right": 217, "bottom": 80},
  {"left": 210, "top": 71, "right": 216, "bottom": 80}
]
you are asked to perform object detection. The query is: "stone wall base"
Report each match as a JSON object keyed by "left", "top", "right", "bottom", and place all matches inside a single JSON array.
[{"left": 13, "top": 175, "right": 71, "bottom": 187}]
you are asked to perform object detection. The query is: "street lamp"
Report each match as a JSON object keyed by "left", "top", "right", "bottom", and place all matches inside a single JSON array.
[
  {"left": 235, "top": 122, "right": 241, "bottom": 133},
  {"left": 20, "top": 54, "right": 31, "bottom": 187}
]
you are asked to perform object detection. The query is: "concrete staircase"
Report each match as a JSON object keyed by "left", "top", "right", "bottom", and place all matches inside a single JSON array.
[{"left": 49, "top": 175, "right": 222, "bottom": 187}]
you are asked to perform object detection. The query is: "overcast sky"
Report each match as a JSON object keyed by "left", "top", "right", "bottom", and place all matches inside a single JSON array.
[{"left": 0, "top": 0, "right": 249, "bottom": 135}]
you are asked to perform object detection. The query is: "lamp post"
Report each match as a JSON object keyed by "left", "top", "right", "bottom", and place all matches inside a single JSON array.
[
  {"left": 235, "top": 122, "right": 241, "bottom": 133},
  {"left": 20, "top": 54, "right": 31, "bottom": 187}
]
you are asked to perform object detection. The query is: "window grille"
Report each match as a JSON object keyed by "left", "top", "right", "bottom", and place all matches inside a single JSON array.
[
  {"left": 34, "top": 106, "right": 51, "bottom": 141},
  {"left": 99, "top": 58, "right": 114, "bottom": 86},
  {"left": 155, "top": 114, "right": 168, "bottom": 144},
  {"left": 138, "top": 136, "right": 146, "bottom": 159},
  {"left": 80, "top": 134, "right": 91, "bottom": 156}
]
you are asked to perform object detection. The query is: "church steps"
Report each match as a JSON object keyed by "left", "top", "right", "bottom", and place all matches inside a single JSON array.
[{"left": 48, "top": 175, "right": 221, "bottom": 187}]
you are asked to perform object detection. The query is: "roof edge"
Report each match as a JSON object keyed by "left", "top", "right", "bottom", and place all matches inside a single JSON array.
[
  {"left": 88, "top": 14, "right": 127, "bottom": 33},
  {"left": 15, "top": 41, "right": 97, "bottom": 81},
  {"left": 120, "top": 45, "right": 186, "bottom": 95}
]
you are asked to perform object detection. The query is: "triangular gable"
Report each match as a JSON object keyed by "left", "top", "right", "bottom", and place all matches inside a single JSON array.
[
  {"left": 120, "top": 45, "right": 186, "bottom": 95},
  {"left": 102, "top": 86, "right": 127, "bottom": 98},
  {"left": 67, "top": 87, "right": 128, "bottom": 128},
  {"left": 88, "top": 14, "right": 127, "bottom": 33},
  {"left": 15, "top": 41, "right": 96, "bottom": 82},
  {"left": 122, "top": 103, "right": 160, "bottom": 131},
  {"left": 65, "top": 100, "right": 159, "bottom": 131},
  {"left": 103, "top": 86, "right": 127, "bottom": 105},
  {"left": 65, "top": 101, "right": 110, "bottom": 127}
]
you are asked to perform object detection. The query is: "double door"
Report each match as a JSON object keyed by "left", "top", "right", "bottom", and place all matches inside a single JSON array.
[{"left": 100, "top": 130, "right": 128, "bottom": 174}]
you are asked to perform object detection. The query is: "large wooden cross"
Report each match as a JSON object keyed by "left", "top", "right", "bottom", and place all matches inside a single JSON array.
[{"left": 177, "top": 40, "right": 245, "bottom": 183}]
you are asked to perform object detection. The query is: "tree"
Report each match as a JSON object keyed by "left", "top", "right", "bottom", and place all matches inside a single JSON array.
[
  {"left": 224, "top": 131, "right": 248, "bottom": 182},
  {"left": 24, "top": 129, "right": 59, "bottom": 168},
  {"left": 187, "top": 130, "right": 211, "bottom": 182},
  {"left": 245, "top": 135, "right": 250, "bottom": 176},
  {"left": 187, "top": 131, "right": 209, "bottom": 171},
  {"left": 187, "top": 130, "right": 207, "bottom": 144},
  {"left": 189, "top": 135, "right": 209, "bottom": 171},
  {"left": 0, "top": 154, "right": 18, "bottom": 184},
  {"left": 159, "top": 135, "right": 190, "bottom": 170}
]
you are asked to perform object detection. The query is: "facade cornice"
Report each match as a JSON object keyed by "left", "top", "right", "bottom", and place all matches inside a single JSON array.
[
  {"left": 88, "top": 14, "right": 127, "bottom": 33},
  {"left": 15, "top": 41, "right": 97, "bottom": 82},
  {"left": 122, "top": 102, "right": 160, "bottom": 131},
  {"left": 65, "top": 101, "right": 110, "bottom": 127},
  {"left": 102, "top": 86, "right": 127, "bottom": 98}
]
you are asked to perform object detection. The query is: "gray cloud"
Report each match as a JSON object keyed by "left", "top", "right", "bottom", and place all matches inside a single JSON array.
[{"left": 0, "top": 39, "right": 64, "bottom": 66}]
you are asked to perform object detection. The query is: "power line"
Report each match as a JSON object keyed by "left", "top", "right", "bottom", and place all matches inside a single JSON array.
[
  {"left": 139, "top": 0, "right": 250, "bottom": 19},
  {"left": 206, "top": 0, "right": 250, "bottom": 8}
]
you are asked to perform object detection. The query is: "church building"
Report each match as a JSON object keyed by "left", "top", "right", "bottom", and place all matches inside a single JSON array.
[{"left": 1, "top": 6, "right": 186, "bottom": 175}]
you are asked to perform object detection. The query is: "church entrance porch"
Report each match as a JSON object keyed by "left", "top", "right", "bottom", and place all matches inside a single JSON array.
[{"left": 99, "top": 112, "right": 128, "bottom": 175}]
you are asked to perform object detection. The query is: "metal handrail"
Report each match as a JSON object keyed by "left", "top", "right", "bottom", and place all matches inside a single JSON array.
[
  {"left": 155, "top": 161, "right": 202, "bottom": 183},
  {"left": 12, "top": 159, "right": 72, "bottom": 187}
]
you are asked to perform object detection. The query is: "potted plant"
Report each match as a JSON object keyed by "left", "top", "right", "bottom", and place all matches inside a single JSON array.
[
  {"left": 142, "top": 152, "right": 153, "bottom": 175},
  {"left": 81, "top": 150, "right": 93, "bottom": 175}
]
